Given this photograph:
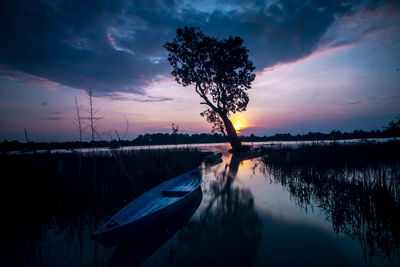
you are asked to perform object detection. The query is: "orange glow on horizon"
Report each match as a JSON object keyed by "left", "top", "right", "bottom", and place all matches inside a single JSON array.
[{"left": 232, "top": 120, "right": 247, "bottom": 134}]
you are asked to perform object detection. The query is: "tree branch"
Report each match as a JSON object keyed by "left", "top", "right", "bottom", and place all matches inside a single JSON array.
[{"left": 196, "top": 84, "right": 218, "bottom": 112}]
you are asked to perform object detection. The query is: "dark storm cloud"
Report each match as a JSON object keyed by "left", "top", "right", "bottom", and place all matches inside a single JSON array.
[
  {"left": 199, "top": 0, "right": 397, "bottom": 69},
  {"left": 0, "top": 0, "right": 175, "bottom": 95},
  {"left": 0, "top": 0, "right": 398, "bottom": 95}
]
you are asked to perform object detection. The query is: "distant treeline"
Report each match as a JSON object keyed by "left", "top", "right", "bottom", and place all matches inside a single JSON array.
[
  {"left": 242, "top": 128, "right": 400, "bottom": 142},
  {"left": 1, "top": 127, "right": 400, "bottom": 152},
  {"left": 1, "top": 133, "right": 227, "bottom": 152}
]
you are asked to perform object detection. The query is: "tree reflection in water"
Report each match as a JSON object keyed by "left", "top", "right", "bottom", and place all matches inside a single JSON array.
[
  {"left": 261, "top": 152, "right": 400, "bottom": 265},
  {"left": 173, "top": 154, "right": 263, "bottom": 266}
]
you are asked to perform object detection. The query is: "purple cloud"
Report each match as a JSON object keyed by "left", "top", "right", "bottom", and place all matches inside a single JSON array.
[{"left": 0, "top": 0, "right": 398, "bottom": 96}]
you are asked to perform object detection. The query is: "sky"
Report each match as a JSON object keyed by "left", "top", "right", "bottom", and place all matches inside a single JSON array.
[{"left": 0, "top": 0, "right": 399, "bottom": 141}]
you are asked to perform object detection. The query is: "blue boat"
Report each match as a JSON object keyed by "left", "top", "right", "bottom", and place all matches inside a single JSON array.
[
  {"left": 92, "top": 168, "right": 202, "bottom": 245},
  {"left": 109, "top": 189, "right": 203, "bottom": 266}
]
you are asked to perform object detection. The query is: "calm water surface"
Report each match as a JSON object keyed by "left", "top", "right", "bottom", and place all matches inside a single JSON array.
[
  {"left": 4, "top": 143, "right": 399, "bottom": 266},
  {"left": 139, "top": 144, "right": 399, "bottom": 266}
]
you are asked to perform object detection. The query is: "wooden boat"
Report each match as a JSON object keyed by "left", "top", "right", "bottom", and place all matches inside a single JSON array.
[
  {"left": 109, "top": 189, "right": 203, "bottom": 266},
  {"left": 92, "top": 168, "right": 202, "bottom": 246}
]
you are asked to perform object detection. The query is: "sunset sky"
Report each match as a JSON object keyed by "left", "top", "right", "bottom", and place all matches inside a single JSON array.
[{"left": 0, "top": 0, "right": 399, "bottom": 141}]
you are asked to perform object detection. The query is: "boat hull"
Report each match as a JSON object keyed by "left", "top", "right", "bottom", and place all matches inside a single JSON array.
[
  {"left": 109, "top": 189, "right": 203, "bottom": 266},
  {"left": 92, "top": 168, "right": 202, "bottom": 246}
]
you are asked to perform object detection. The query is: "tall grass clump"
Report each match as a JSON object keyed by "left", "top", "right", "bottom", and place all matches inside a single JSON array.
[
  {"left": 0, "top": 148, "right": 205, "bottom": 266},
  {"left": 1, "top": 148, "right": 204, "bottom": 221},
  {"left": 261, "top": 140, "right": 400, "bottom": 169},
  {"left": 260, "top": 141, "right": 400, "bottom": 265}
]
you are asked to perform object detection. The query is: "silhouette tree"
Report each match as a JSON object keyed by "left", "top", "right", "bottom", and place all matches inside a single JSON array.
[
  {"left": 171, "top": 123, "right": 179, "bottom": 135},
  {"left": 164, "top": 27, "right": 256, "bottom": 151},
  {"left": 384, "top": 116, "right": 400, "bottom": 137}
]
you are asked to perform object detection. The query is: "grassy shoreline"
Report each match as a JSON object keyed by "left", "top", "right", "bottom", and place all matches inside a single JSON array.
[
  {"left": 260, "top": 141, "right": 400, "bottom": 264},
  {"left": 2, "top": 129, "right": 399, "bottom": 152},
  {"left": 1, "top": 148, "right": 205, "bottom": 224},
  {"left": 1, "top": 148, "right": 206, "bottom": 265},
  {"left": 261, "top": 140, "right": 400, "bottom": 168}
]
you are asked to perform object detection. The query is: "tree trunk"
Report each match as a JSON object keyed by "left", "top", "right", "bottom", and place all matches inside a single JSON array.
[{"left": 220, "top": 113, "right": 242, "bottom": 151}]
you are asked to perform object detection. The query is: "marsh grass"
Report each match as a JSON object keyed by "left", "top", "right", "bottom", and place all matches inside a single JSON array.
[
  {"left": 261, "top": 140, "right": 400, "bottom": 169},
  {"left": 261, "top": 141, "right": 400, "bottom": 265},
  {"left": 0, "top": 148, "right": 204, "bottom": 266},
  {"left": 1, "top": 148, "right": 204, "bottom": 218}
]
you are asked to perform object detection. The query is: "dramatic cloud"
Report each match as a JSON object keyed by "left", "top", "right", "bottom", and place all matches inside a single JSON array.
[
  {"left": 103, "top": 92, "right": 174, "bottom": 102},
  {"left": 0, "top": 0, "right": 398, "bottom": 96},
  {"left": 0, "top": 0, "right": 173, "bottom": 95}
]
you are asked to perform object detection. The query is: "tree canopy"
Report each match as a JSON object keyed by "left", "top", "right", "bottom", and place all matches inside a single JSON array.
[{"left": 164, "top": 27, "right": 255, "bottom": 151}]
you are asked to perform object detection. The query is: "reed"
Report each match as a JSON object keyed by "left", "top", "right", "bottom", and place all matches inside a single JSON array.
[
  {"left": 261, "top": 140, "right": 400, "bottom": 169},
  {"left": 260, "top": 141, "right": 400, "bottom": 265},
  {"left": 0, "top": 148, "right": 205, "bottom": 224}
]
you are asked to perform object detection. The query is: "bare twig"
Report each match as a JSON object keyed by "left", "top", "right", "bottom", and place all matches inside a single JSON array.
[
  {"left": 24, "top": 128, "right": 29, "bottom": 144},
  {"left": 89, "top": 88, "right": 95, "bottom": 142},
  {"left": 74, "top": 96, "right": 83, "bottom": 143},
  {"left": 74, "top": 96, "right": 83, "bottom": 175},
  {"left": 123, "top": 114, "right": 129, "bottom": 138}
]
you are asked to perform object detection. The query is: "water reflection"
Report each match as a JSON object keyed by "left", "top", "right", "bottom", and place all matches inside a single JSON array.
[
  {"left": 0, "top": 212, "right": 112, "bottom": 266},
  {"left": 4, "top": 142, "right": 400, "bottom": 266},
  {"left": 169, "top": 154, "right": 263, "bottom": 266},
  {"left": 262, "top": 160, "right": 400, "bottom": 265}
]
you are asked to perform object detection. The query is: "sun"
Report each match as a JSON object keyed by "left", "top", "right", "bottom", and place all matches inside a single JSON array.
[
  {"left": 233, "top": 121, "right": 246, "bottom": 133},
  {"left": 231, "top": 115, "right": 248, "bottom": 134}
]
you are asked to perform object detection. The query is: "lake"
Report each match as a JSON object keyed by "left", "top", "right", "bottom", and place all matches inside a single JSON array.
[
  {"left": 136, "top": 143, "right": 399, "bottom": 266},
  {"left": 2, "top": 142, "right": 399, "bottom": 266}
]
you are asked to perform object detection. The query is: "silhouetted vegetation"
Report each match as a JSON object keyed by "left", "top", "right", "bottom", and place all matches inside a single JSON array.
[
  {"left": 0, "top": 133, "right": 225, "bottom": 152},
  {"left": 164, "top": 27, "right": 256, "bottom": 151},
  {"left": 244, "top": 128, "right": 400, "bottom": 142},
  {"left": 261, "top": 141, "right": 400, "bottom": 265},
  {"left": 0, "top": 148, "right": 204, "bottom": 266},
  {"left": 261, "top": 140, "right": 400, "bottom": 168},
  {"left": 2, "top": 125, "right": 400, "bottom": 153}
]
